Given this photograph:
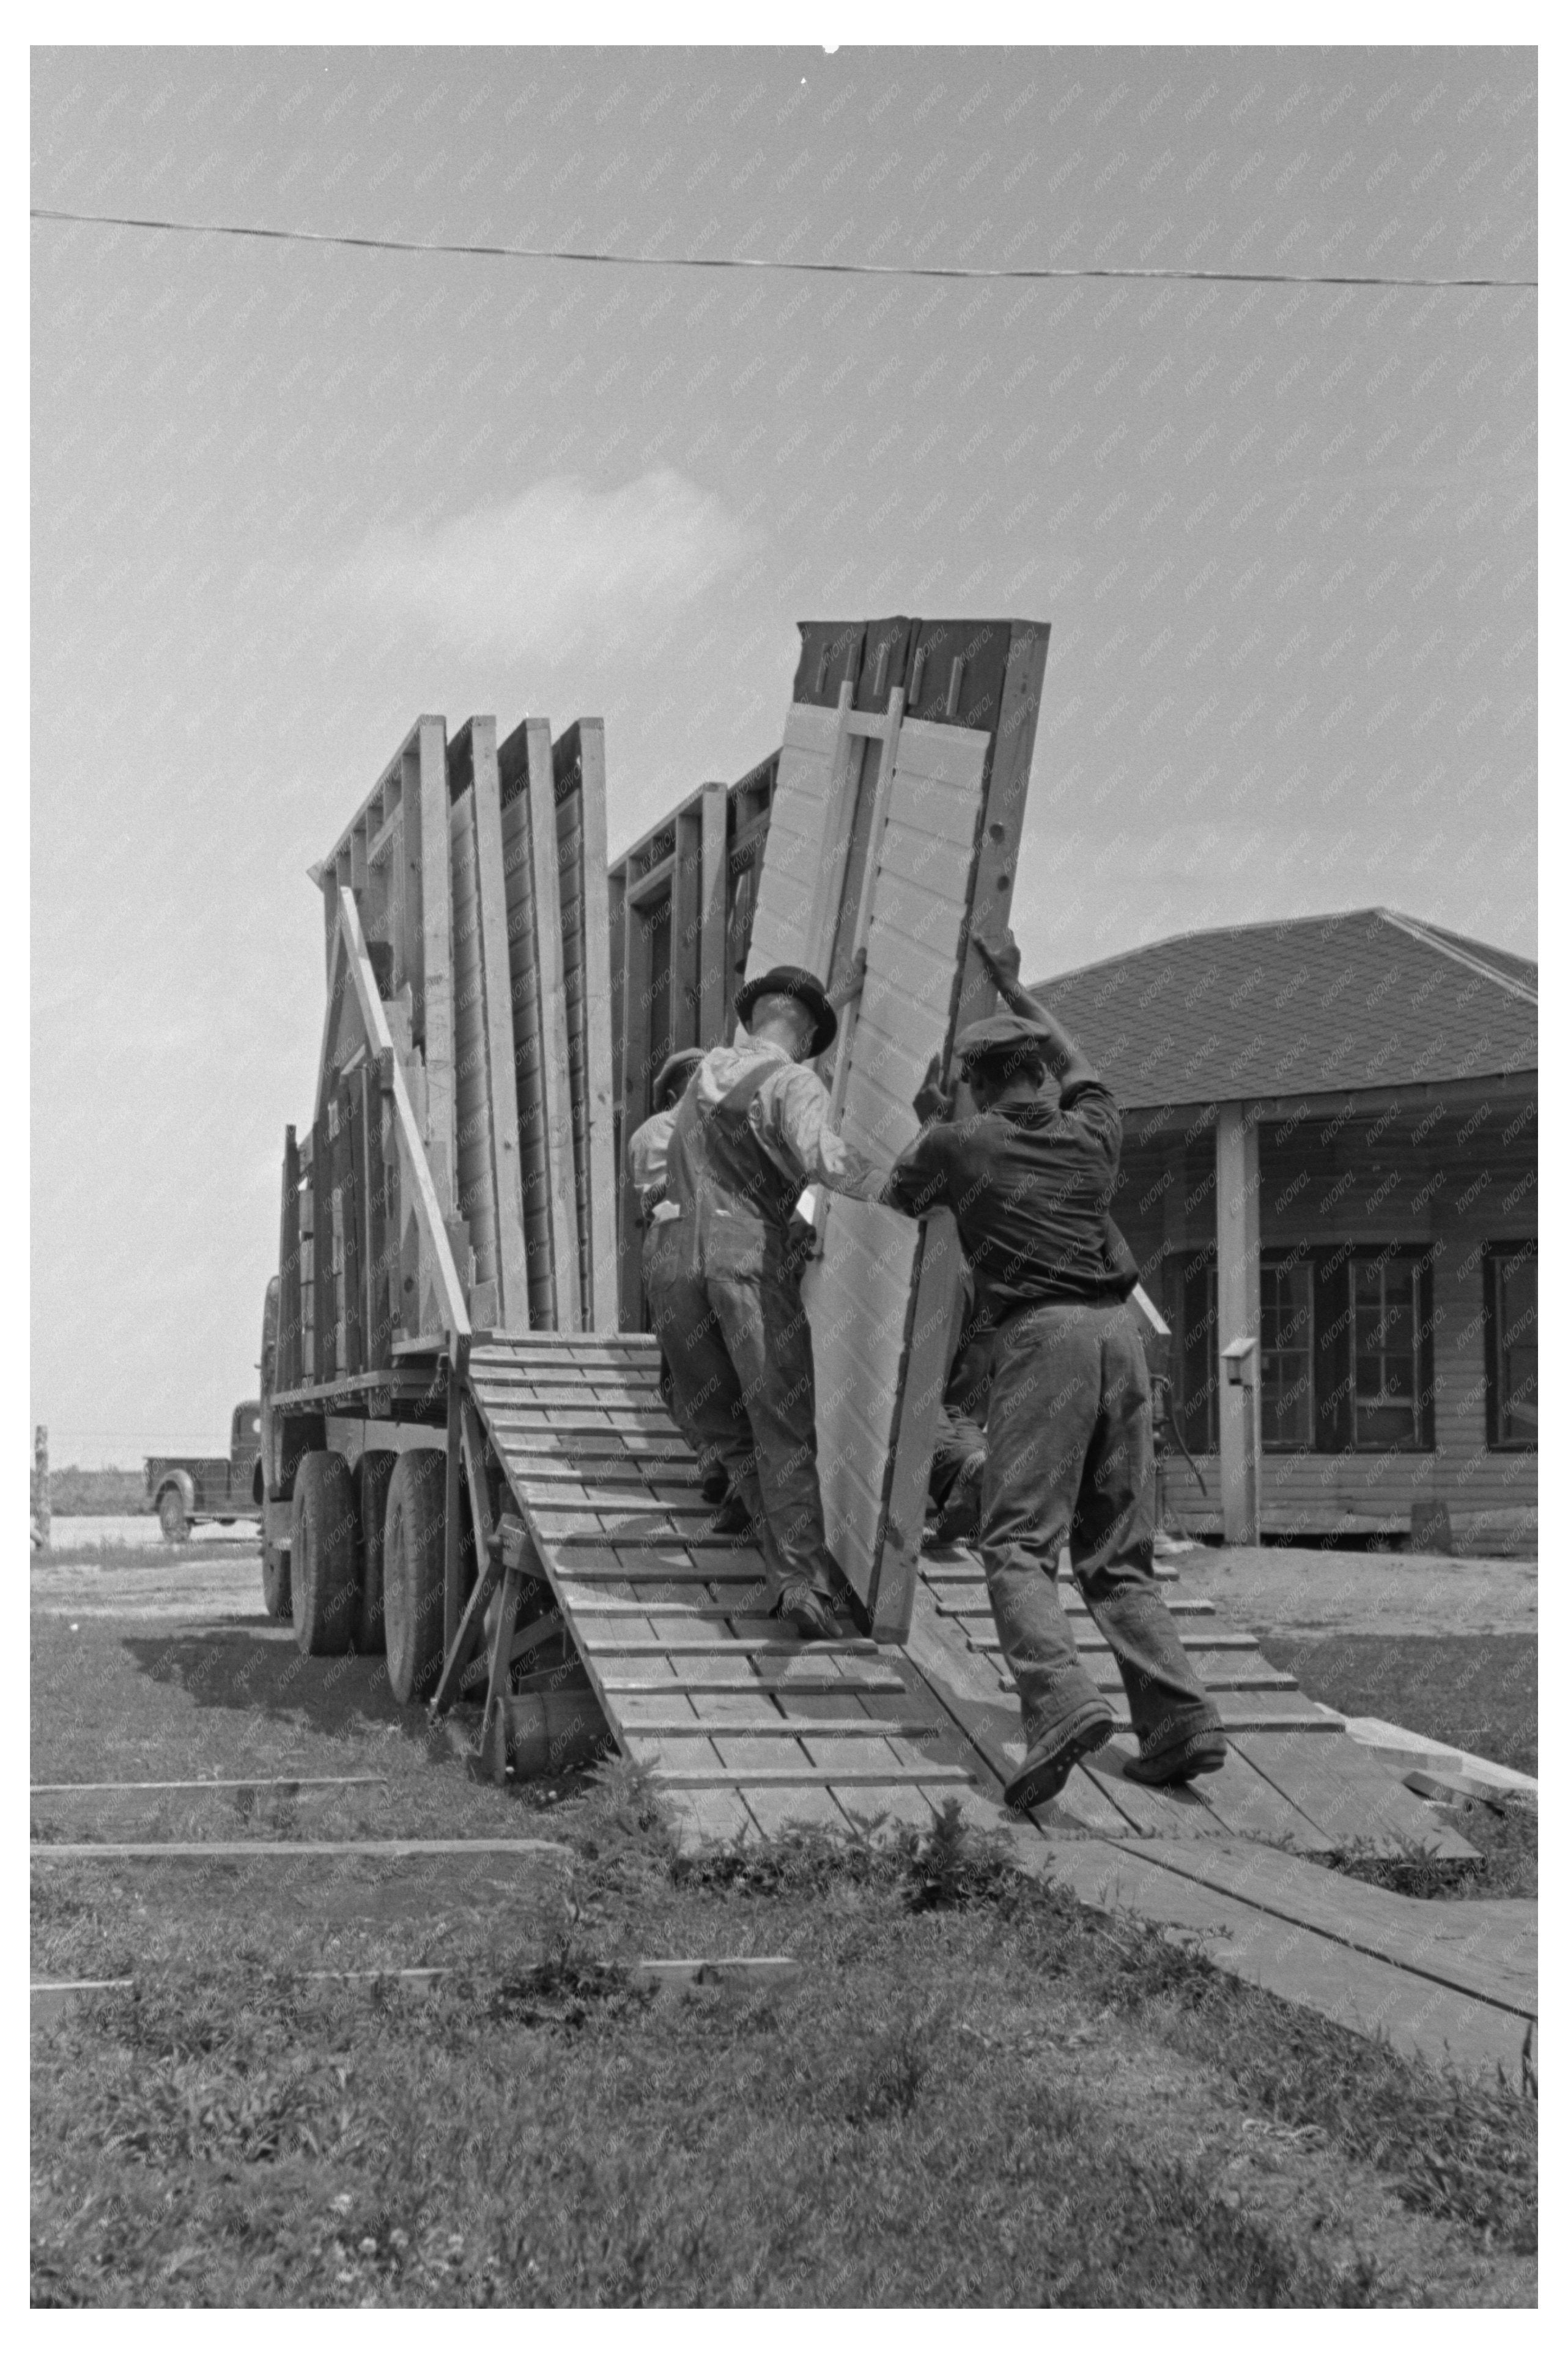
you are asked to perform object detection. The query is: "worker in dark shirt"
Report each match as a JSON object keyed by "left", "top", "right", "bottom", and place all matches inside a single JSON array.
[{"left": 883, "top": 933, "right": 1226, "bottom": 1811}]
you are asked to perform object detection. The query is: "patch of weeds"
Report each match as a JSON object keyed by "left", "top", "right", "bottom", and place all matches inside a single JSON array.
[
  {"left": 1432, "top": 1797, "right": 1537, "bottom": 1898},
  {"left": 671, "top": 1799, "right": 1016, "bottom": 1914},
  {"left": 1314, "top": 1838, "right": 1484, "bottom": 1901},
  {"left": 671, "top": 1818, "right": 890, "bottom": 1899},
  {"left": 486, "top": 1953, "right": 650, "bottom": 2033},
  {"left": 571, "top": 1758, "right": 680, "bottom": 1887},
  {"left": 1309, "top": 1797, "right": 1536, "bottom": 1901},
  {"left": 900, "top": 1798, "right": 1019, "bottom": 1911}
]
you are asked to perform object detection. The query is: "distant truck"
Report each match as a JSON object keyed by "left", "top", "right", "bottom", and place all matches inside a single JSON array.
[{"left": 144, "top": 1404, "right": 264, "bottom": 1541}]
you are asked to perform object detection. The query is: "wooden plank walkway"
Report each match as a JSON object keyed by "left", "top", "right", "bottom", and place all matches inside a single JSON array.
[
  {"left": 467, "top": 1333, "right": 1531, "bottom": 2073},
  {"left": 470, "top": 1336, "right": 991, "bottom": 1845},
  {"left": 914, "top": 1544, "right": 1478, "bottom": 1859}
]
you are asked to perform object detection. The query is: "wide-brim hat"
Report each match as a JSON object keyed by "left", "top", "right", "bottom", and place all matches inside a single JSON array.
[
  {"left": 653, "top": 1046, "right": 706, "bottom": 1105},
  {"left": 734, "top": 964, "right": 837, "bottom": 1059}
]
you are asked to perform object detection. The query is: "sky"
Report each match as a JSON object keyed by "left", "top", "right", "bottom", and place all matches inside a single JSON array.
[{"left": 31, "top": 43, "right": 1536, "bottom": 1462}]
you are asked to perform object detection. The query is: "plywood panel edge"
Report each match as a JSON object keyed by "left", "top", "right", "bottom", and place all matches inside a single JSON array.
[{"left": 470, "top": 717, "right": 531, "bottom": 1327}]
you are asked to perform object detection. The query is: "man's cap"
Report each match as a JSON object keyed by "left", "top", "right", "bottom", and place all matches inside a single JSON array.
[
  {"left": 734, "top": 964, "right": 837, "bottom": 1059},
  {"left": 953, "top": 1012, "right": 1052, "bottom": 1067},
  {"left": 653, "top": 1046, "right": 706, "bottom": 1105}
]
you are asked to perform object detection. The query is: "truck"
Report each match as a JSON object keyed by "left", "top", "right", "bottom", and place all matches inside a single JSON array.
[{"left": 145, "top": 1404, "right": 264, "bottom": 1540}]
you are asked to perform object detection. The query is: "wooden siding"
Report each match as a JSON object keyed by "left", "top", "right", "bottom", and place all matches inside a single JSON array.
[{"left": 1114, "top": 1101, "right": 1537, "bottom": 1534}]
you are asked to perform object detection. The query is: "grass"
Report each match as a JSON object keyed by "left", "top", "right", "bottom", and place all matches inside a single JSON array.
[
  {"left": 1260, "top": 1633, "right": 1537, "bottom": 1777},
  {"left": 32, "top": 1604, "right": 1537, "bottom": 2306},
  {"left": 32, "top": 1779, "right": 1537, "bottom": 2306}
]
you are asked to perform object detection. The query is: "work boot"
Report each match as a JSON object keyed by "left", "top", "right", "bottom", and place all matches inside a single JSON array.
[
  {"left": 1122, "top": 1728, "right": 1229, "bottom": 1786},
  {"left": 1003, "top": 1704, "right": 1116, "bottom": 1812},
  {"left": 932, "top": 1453, "right": 985, "bottom": 1544},
  {"left": 700, "top": 1467, "right": 730, "bottom": 1505},
  {"left": 708, "top": 1489, "right": 756, "bottom": 1538},
  {"left": 774, "top": 1582, "right": 840, "bottom": 1643}
]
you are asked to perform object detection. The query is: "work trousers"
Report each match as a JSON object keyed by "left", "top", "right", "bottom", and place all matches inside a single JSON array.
[
  {"left": 980, "top": 1297, "right": 1221, "bottom": 1756},
  {"left": 643, "top": 1223, "right": 724, "bottom": 1495},
  {"left": 927, "top": 1316, "right": 997, "bottom": 1520},
  {"left": 646, "top": 1227, "right": 835, "bottom": 1605}
]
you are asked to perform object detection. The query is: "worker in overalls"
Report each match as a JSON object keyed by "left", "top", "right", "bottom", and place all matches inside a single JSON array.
[
  {"left": 648, "top": 964, "right": 885, "bottom": 1640},
  {"left": 627, "top": 1048, "right": 730, "bottom": 1508},
  {"left": 882, "top": 934, "right": 1226, "bottom": 1809}
]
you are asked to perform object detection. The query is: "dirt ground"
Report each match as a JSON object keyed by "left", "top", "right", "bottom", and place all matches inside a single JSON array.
[
  {"left": 37, "top": 1536, "right": 1539, "bottom": 1638},
  {"left": 31, "top": 1547, "right": 270, "bottom": 1623},
  {"left": 1169, "top": 1542, "right": 1538, "bottom": 1642}
]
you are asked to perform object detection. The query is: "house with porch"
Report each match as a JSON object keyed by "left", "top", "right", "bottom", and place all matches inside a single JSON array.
[{"left": 1034, "top": 908, "right": 1537, "bottom": 1554}]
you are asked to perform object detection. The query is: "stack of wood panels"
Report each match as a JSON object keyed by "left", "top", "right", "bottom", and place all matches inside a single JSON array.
[{"left": 278, "top": 709, "right": 619, "bottom": 1380}]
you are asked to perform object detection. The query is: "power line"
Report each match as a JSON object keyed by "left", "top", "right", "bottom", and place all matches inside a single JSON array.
[{"left": 31, "top": 205, "right": 1537, "bottom": 291}]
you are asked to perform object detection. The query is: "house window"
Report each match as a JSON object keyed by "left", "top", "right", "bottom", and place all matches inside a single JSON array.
[
  {"left": 1352, "top": 1253, "right": 1424, "bottom": 1449},
  {"left": 1261, "top": 1255, "right": 1313, "bottom": 1448},
  {"left": 1170, "top": 1249, "right": 1218, "bottom": 1456},
  {"left": 1487, "top": 1243, "right": 1537, "bottom": 1449}
]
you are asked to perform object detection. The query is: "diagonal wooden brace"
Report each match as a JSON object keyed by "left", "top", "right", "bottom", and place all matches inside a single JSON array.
[{"left": 428, "top": 1414, "right": 513, "bottom": 1718}]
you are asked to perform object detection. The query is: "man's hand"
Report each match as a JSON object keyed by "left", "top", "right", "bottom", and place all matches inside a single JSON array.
[
  {"left": 973, "top": 926, "right": 1023, "bottom": 994},
  {"left": 913, "top": 1053, "right": 954, "bottom": 1125},
  {"left": 827, "top": 946, "right": 867, "bottom": 1013}
]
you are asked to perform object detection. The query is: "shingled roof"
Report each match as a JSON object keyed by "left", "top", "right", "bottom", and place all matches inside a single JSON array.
[{"left": 1029, "top": 908, "right": 1537, "bottom": 1110}]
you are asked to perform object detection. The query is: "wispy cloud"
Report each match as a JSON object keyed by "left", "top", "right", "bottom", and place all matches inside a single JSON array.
[{"left": 334, "top": 469, "right": 755, "bottom": 661}]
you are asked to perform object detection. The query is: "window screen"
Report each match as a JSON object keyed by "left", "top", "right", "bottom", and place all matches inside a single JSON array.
[
  {"left": 1261, "top": 1254, "right": 1314, "bottom": 1447},
  {"left": 1352, "top": 1253, "right": 1421, "bottom": 1449},
  {"left": 1487, "top": 1243, "right": 1537, "bottom": 1448}
]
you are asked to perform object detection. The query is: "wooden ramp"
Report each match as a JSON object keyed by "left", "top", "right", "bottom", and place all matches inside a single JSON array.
[
  {"left": 466, "top": 1331, "right": 1531, "bottom": 2075},
  {"left": 467, "top": 1334, "right": 1470, "bottom": 1862},
  {"left": 468, "top": 1335, "right": 997, "bottom": 1843},
  {"left": 906, "top": 1546, "right": 1479, "bottom": 1860}
]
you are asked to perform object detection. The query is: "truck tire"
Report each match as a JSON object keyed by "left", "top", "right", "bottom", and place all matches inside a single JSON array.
[
  {"left": 355, "top": 1451, "right": 398, "bottom": 1656},
  {"left": 261, "top": 1533, "right": 292, "bottom": 1621},
  {"left": 157, "top": 1486, "right": 189, "bottom": 1542},
  {"left": 291, "top": 1452, "right": 361, "bottom": 1658},
  {"left": 383, "top": 1449, "right": 447, "bottom": 1704}
]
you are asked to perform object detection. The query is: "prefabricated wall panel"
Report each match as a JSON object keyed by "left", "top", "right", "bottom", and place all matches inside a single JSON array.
[
  {"left": 747, "top": 710, "right": 993, "bottom": 1637},
  {"left": 449, "top": 775, "right": 500, "bottom": 1318},
  {"left": 498, "top": 717, "right": 580, "bottom": 1333},
  {"left": 552, "top": 720, "right": 618, "bottom": 1331},
  {"left": 744, "top": 618, "right": 1049, "bottom": 1637},
  {"left": 446, "top": 719, "right": 529, "bottom": 1334}
]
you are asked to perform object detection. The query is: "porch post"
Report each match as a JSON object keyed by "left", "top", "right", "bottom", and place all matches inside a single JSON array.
[{"left": 1216, "top": 1101, "right": 1262, "bottom": 1542}]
